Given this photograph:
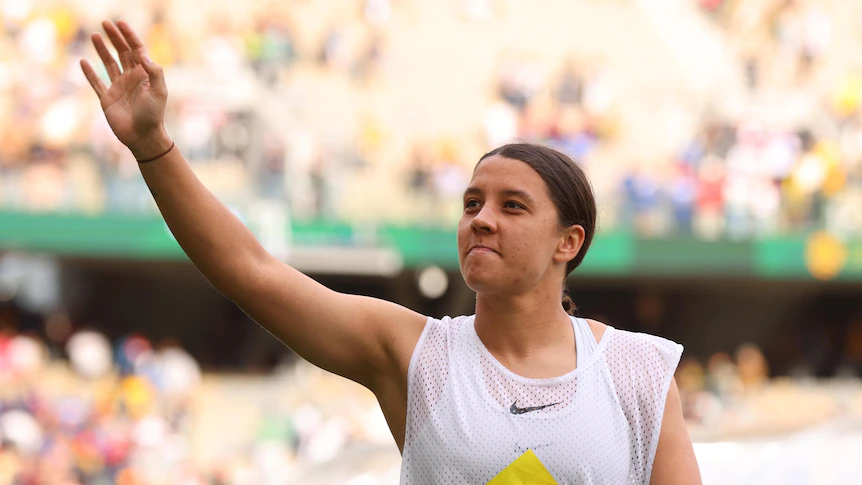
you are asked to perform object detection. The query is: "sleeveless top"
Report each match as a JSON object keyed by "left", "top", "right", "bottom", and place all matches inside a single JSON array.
[{"left": 399, "top": 315, "right": 683, "bottom": 485}]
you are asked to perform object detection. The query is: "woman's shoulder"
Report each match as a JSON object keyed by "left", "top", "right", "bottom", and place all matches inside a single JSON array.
[
  {"left": 598, "top": 324, "right": 684, "bottom": 371},
  {"left": 583, "top": 318, "right": 609, "bottom": 345},
  {"left": 606, "top": 326, "right": 681, "bottom": 348}
]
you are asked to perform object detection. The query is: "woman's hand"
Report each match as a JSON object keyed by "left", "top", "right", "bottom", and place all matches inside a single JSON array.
[{"left": 80, "top": 20, "right": 172, "bottom": 160}]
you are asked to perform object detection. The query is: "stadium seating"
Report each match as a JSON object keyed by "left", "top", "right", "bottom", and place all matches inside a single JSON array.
[{"left": 2, "top": 0, "right": 861, "bottom": 239}]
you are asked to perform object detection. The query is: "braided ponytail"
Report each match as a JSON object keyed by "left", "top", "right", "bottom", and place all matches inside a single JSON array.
[{"left": 561, "top": 287, "right": 577, "bottom": 316}]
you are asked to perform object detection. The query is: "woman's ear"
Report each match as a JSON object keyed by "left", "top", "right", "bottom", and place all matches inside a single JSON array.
[{"left": 554, "top": 225, "right": 585, "bottom": 264}]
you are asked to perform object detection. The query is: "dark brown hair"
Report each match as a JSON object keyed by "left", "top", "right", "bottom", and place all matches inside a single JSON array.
[{"left": 477, "top": 143, "right": 597, "bottom": 315}]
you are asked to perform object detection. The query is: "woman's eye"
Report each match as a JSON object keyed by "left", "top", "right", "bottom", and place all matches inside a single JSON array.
[
  {"left": 464, "top": 199, "right": 480, "bottom": 209},
  {"left": 504, "top": 201, "right": 524, "bottom": 210}
]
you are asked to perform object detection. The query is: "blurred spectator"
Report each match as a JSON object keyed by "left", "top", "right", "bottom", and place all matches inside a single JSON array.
[
  {"left": 736, "top": 343, "right": 769, "bottom": 391},
  {"left": 554, "top": 61, "right": 584, "bottom": 107},
  {"left": 838, "top": 318, "right": 862, "bottom": 377},
  {"left": 364, "top": 0, "right": 392, "bottom": 26},
  {"left": 245, "top": 16, "right": 297, "bottom": 86}
]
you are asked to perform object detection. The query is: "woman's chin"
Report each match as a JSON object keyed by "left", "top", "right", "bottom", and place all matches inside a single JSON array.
[{"left": 464, "top": 274, "right": 503, "bottom": 294}]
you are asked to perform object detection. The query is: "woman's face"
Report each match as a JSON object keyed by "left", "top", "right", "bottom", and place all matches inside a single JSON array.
[{"left": 458, "top": 155, "right": 576, "bottom": 296}]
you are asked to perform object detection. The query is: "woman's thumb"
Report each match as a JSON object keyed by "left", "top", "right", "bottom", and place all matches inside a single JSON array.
[{"left": 137, "top": 52, "right": 166, "bottom": 91}]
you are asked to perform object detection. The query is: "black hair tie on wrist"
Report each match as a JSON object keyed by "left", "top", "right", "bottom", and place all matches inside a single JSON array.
[{"left": 136, "top": 141, "right": 175, "bottom": 164}]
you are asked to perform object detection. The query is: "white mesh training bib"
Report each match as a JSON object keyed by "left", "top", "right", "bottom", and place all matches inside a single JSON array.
[{"left": 399, "top": 315, "right": 683, "bottom": 485}]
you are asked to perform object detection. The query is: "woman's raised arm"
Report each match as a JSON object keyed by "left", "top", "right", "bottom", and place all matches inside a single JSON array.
[{"left": 80, "top": 20, "right": 427, "bottom": 390}]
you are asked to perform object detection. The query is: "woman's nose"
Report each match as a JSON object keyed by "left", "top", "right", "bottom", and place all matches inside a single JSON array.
[{"left": 471, "top": 206, "right": 497, "bottom": 233}]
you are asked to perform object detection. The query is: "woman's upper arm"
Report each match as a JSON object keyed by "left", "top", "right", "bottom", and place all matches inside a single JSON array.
[
  {"left": 231, "top": 255, "right": 428, "bottom": 390},
  {"left": 651, "top": 378, "right": 702, "bottom": 485}
]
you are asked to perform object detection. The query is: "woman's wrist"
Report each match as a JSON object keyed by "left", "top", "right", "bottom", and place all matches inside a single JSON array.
[
  {"left": 136, "top": 141, "right": 174, "bottom": 163},
  {"left": 129, "top": 128, "right": 173, "bottom": 162}
]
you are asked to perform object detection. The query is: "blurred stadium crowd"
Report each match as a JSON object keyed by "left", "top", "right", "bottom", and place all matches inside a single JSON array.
[
  {"left": 0, "top": 306, "right": 397, "bottom": 484},
  {"left": 2, "top": 0, "right": 862, "bottom": 236}
]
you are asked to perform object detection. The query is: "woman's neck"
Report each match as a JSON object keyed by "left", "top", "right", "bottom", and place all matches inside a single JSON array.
[{"left": 473, "top": 290, "right": 574, "bottom": 359}]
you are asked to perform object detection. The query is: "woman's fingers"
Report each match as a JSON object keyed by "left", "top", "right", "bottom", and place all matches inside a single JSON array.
[
  {"left": 80, "top": 59, "right": 107, "bottom": 98},
  {"left": 92, "top": 33, "right": 121, "bottom": 82},
  {"left": 83, "top": 20, "right": 160, "bottom": 103},
  {"left": 102, "top": 20, "right": 135, "bottom": 71},
  {"left": 117, "top": 20, "right": 147, "bottom": 54}
]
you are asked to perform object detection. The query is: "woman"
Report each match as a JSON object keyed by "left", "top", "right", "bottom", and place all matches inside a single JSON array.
[{"left": 81, "top": 20, "right": 701, "bottom": 484}]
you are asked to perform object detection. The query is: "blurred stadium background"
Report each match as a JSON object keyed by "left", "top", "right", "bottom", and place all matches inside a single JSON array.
[{"left": 1, "top": 0, "right": 862, "bottom": 483}]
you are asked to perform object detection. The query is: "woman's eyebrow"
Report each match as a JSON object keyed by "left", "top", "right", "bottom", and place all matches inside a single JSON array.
[
  {"left": 499, "top": 189, "right": 535, "bottom": 205},
  {"left": 463, "top": 187, "right": 535, "bottom": 204},
  {"left": 463, "top": 187, "right": 482, "bottom": 198}
]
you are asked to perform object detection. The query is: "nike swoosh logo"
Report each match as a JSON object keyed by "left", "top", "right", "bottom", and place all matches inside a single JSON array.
[{"left": 509, "top": 400, "right": 561, "bottom": 415}]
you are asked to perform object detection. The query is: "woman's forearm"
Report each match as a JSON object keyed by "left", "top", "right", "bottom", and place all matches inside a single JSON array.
[{"left": 137, "top": 139, "right": 269, "bottom": 297}]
